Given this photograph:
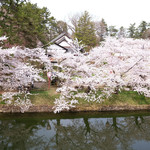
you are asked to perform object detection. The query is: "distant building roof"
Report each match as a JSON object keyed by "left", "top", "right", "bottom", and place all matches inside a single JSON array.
[
  {"left": 48, "top": 32, "right": 76, "bottom": 53},
  {"left": 50, "top": 32, "right": 71, "bottom": 44}
]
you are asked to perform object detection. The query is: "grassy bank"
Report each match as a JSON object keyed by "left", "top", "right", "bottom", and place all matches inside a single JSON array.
[
  {"left": 30, "top": 87, "right": 60, "bottom": 105},
  {"left": 1, "top": 88, "right": 150, "bottom": 109},
  {"left": 30, "top": 89, "right": 150, "bottom": 107}
]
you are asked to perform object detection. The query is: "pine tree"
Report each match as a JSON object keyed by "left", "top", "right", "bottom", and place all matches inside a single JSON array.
[
  {"left": 128, "top": 23, "right": 136, "bottom": 38},
  {"left": 0, "top": 0, "right": 58, "bottom": 48},
  {"left": 138, "top": 21, "right": 147, "bottom": 38},
  {"left": 0, "top": 0, "right": 26, "bottom": 46},
  {"left": 56, "top": 20, "right": 68, "bottom": 34},
  {"left": 117, "top": 26, "right": 126, "bottom": 38},
  {"left": 95, "top": 18, "right": 108, "bottom": 42},
  {"left": 74, "top": 11, "right": 97, "bottom": 51},
  {"left": 108, "top": 26, "right": 118, "bottom": 37}
]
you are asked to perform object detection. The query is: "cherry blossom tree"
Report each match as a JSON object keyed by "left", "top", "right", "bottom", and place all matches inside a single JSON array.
[
  {"left": 1, "top": 36, "right": 150, "bottom": 113},
  {"left": 52, "top": 37, "right": 150, "bottom": 113},
  {"left": 0, "top": 37, "right": 51, "bottom": 112}
]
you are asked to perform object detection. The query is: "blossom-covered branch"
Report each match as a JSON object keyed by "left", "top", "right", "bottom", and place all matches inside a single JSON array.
[
  {"left": 52, "top": 37, "right": 150, "bottom": 112},
  {"left": 0, "top": 37, "right": 52, "bottom": 112}
]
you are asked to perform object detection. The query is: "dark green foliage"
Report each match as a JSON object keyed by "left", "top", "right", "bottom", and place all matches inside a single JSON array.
[
  {"left": 127, "top": 21, "right": 149, "bottom": 39},
  {"left": 56, "top": 20, "right": 68, "bottom": 34},
  {"left": 138, "top": 21, "right": 148, "bottom": 38},
  {"left": 74, "top": 11, "right": 97, "bottom": 51},
  {"left": 108, "top": 26, "right": 118, "bottom": 37},
  {"left": 128, "top": 23, "right": 136, "bottom": 38},
  {"left": 0, "top": 0, "right": 58, "bottom": 48}
]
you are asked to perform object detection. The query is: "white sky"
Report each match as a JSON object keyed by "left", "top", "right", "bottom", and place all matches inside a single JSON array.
[{"left": 30, "top": 0, "right": 150, "bottom": 28}]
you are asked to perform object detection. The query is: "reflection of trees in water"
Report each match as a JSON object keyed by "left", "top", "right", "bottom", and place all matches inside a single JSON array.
[
  {"left": 52, "top": 119, "right": 95, "bottom": 149},
  {"left": 52, "top": 116, "right": 150, "bottom": 150},
  {"left": 0, "top": 119, "right": 54, "bottom": 150},
  {"left": 1, "top": 115, "right": 150, "bottom": 149},
  {"left": 124, "top": 116, "right": 150, "bottom": 141},
  {"left": 51, "top": 118, "right": 126, "bottom": 150}
]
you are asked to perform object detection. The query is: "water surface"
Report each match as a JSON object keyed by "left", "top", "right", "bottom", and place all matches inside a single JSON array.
[{"left": 0, "top": 111, "right": 150, "bottom": 150}]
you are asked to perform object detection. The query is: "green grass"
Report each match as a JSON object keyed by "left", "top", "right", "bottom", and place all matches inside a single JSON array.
[
  {"left": 1, "top": 89, "right": 150, "bottom": 109},
  {"left": 75, "top": 90, "right": 150, "bottom": 110},
  {"left": 39, "top": 72, "right": 48, "bottom": 80},
  {"left": 104, "top": 91, "right": 150, "bottom": 106},
  {"left": 30, "top": 89, "right": 150, "bottom": 107},
  {"left": 30, "top": 87, "right": 60, "bottom": 105},
  {"left": 0, "top": 101, "right": 5, "bottom": 104}
]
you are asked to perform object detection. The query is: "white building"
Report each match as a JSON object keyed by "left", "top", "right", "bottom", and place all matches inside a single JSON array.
[{"left": 47, "top": 33, "right": 77, "bottom": 56}]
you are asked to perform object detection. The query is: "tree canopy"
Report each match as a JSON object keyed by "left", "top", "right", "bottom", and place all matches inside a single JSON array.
[
  {"left": 51, "top": 37, "right": 150, "bottom": 112},
  {"left": 0, "top": 0, "right": 58, "bottom": 48},
  {"left": 74, "top": 11, "right": 97, "bottom": 51}
]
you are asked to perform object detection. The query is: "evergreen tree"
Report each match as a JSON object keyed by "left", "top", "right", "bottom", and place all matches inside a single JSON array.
[
  {"left": 138, "top": 21, "right": 147, "bottom": 38},
  {"left": 128, "top": 23, "right": 136, "bottom": 38},
  {"left": 74, "top": 11, "right": 97, "bottom": 51},
  {"left": 134, "top": 28, "right": 140, "bottom": 39},
  {"left": 95, "top": 18, "right": 108, "bottom": 42},
  {"left": 108, "top": 26, "right": 118, "bottom": 37},
  {"left": 0, "top": 0, "right": 58, "bottom": 48},
  {"left": 0, "top": 0, "right": 26, "bottom": 46},
  {"left": 18, "top": 3, "right": 57, "bottom": 48},
  {"left": 56, "top": 20, "right": 68, "bottom": 34},
  {"left": 117, "top": 26, "right": 126, "bottom": 38}
]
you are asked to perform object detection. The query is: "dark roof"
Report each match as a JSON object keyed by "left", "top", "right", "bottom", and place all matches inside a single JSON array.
[
  {"left": 50, "top": 32, "right": 71, "bottom": 44},
  {"left": 55, "top": 36, "right": 67, "bottom": 44},
  {"left": 49, "top": 32, "right": 84, "bottom": 53},
  {"left": 54, "top": 43, "right": 68, "bottom": 52}
]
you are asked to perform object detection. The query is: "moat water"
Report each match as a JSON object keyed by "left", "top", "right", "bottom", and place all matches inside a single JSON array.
[{"left": 0, "top": 111, "right": 150, "bottom": 150}]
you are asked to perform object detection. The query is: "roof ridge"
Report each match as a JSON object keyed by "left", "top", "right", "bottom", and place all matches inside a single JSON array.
[{"left": 50, "top": 32, "right": 71, "bottom": 43}]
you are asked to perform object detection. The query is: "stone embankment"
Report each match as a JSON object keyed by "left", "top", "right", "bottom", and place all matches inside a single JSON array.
[{"left": 1, "top": 105, "right": 150, "bottom": 113}]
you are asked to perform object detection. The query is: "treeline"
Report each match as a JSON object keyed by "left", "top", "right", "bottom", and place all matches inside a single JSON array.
[
  {"left": 0, "top": 0, "right": 150, "bottom": 49},
  {"left": 69, "top": 11, "right": 150, "bottom": 50}
]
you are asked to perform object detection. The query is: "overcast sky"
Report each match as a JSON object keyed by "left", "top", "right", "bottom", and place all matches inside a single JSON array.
[{"left": 30, "top": 0, "right": 150, "bottom": 28}]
